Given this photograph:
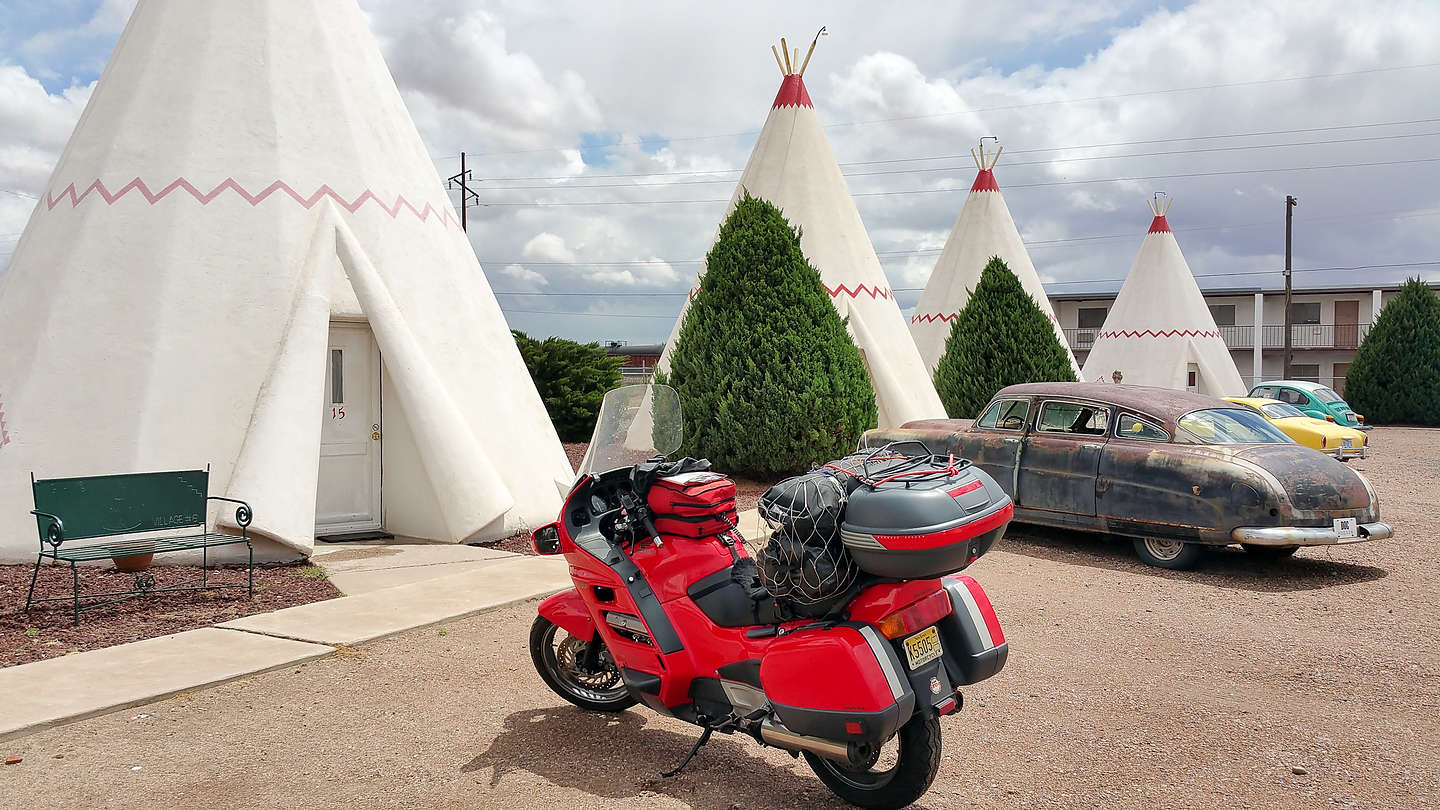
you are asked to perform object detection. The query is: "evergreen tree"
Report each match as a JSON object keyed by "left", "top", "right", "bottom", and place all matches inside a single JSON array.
[
  {"left": 1343, "top": 277, "right": 1440, "bottom": 425},
  {"left": 933, "top": 256, "right": 1077, "bottom": 418},
  {"left": 512, "top": 331, "right": 624, "bottom": 441},
  {"left": 666, "top": 192, "right": 877, "bottom": 477}
]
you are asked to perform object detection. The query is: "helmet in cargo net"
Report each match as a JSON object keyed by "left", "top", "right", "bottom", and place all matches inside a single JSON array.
[{"left": 757, "top": 470, "right": 858, "bottom": 615}]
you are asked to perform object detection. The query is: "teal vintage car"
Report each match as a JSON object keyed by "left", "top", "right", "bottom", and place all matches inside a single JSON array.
[{"left": 1249, "top": 380, "right": 1368, "bottom": 430}]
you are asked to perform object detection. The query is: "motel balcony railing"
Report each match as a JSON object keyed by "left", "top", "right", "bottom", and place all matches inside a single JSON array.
[{"left": 1063, "top": 323, "right": 1371, "bottom": 351}]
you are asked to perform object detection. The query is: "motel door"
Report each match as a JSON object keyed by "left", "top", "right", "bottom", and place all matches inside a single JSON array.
[{"left": 315, "top": 324, "right": 382, "bottom": 535}]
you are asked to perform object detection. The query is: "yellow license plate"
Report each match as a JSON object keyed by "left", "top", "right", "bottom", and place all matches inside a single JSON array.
[{"left": 903, "top": 626, "right": 943, "bottom": 670}]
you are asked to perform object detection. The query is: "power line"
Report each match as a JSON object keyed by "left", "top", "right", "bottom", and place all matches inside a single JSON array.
[
  {"left": 480, "top": 207, "right": 1440, "bottom": 269},
  {"left": 1036, "top": 260, "right": 1440, "bottom": 287},
  {"left": 478, "top": 130, "right": 1440, "bottom": 191},
  {"left": 462, "top": 62, "right": 1440, "bottom": 159},
  {"left": 468, "top": 157, "right": 1440, "bottom": 207},
  {"left": 472, "top": 117, "right": 1440, "bottom": 183}
]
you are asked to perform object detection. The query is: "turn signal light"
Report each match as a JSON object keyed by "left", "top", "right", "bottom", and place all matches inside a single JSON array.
[{"left": 876, "top": 589, "right": 953, "bottom": 639}]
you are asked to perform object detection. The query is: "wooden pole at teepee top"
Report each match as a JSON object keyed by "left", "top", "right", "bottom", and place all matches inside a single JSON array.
[
  {"left": 781, "top": 37, "right": 792, "bottom": 73},
  {"left": 799, "top": 26, "right": 826, "bottom": 77},
  {"left": 771, "top": 45, "right": 785, "bottom": 74}
]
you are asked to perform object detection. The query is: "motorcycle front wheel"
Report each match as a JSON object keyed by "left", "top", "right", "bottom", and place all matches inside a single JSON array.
[
  {"left": 529, "top": 615, "right": 637, "bottom": 712},
  {"left": 803, "top": 711, "right": 942, "bottom": 810}
]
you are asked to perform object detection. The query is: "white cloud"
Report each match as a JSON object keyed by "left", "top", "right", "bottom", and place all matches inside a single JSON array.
[
  {"left": 500, "top": 263, "right": 547, "bottom": 285},
  {"left": 521, "top": 232, "right": 576, "bottom": 263}
]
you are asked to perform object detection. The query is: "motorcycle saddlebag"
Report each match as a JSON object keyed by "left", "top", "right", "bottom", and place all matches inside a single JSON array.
[
  {"left": 840, "top": 461, "right": 1013, "bottom": 579},
  {"left": 759, "top": 625, "right": 916, "bottom": 744},
  {"left": 937, "top": 575, "right": 1008, "bottom": 685},
  {"left": 647, "top": 471, "right": 738, "bottom": 538}
]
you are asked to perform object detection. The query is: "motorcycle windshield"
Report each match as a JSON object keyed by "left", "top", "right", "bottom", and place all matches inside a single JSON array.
[{"left": 578, "top": 384, "right": 683, "bottom": 476}]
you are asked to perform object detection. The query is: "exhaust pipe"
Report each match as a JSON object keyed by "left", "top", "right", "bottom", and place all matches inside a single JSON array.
[{"left": 759, "top": 718, "right": 852, "bottom": 763}]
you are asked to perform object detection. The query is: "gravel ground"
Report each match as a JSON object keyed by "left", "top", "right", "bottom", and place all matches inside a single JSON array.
[
  {"left": 8, "top": 427, "right": 1435, "bottom": 809},
  {"left": 0, "top": 563, "right": 340, "bottom": 668}
]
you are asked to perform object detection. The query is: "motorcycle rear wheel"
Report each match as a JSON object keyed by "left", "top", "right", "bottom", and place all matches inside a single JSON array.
[
  {"left": 803, "top": 711, "right": 942, "bottom": 810},
  {"left": 529, "top": 615, "right": 636, "bottom": 712}
]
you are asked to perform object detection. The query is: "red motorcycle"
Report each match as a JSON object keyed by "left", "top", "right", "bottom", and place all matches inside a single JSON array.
[{"left": 529, "top": 385, "right": 1011, "bottom": 809}]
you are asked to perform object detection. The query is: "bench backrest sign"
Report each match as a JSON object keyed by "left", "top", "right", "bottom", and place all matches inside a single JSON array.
[{"left": 32, "top": 469, "right": 210, "bottom": 542}]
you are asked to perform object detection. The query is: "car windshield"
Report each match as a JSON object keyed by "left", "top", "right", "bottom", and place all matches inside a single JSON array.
[
  {"left": 1178, "top": 408, "right": 1293, "bottom": 444},
  {"left": 1260, "top": 403, "right": 1307, "bottom": 419},
  {"left": 1311, "top": 386, "right": 1343, "bottom": 404}
]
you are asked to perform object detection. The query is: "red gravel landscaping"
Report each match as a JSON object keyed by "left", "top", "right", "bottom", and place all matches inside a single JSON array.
[{"left": 0, "top": 561, "right": 341, "bottom": 668}]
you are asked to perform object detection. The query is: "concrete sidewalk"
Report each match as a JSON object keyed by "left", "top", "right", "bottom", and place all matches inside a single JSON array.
[
  {"left": 0, "top": 629, "right": 331, "bottom": 740},
  {"left": 218, "top": 555, "right": 570, "bottom": 645},
  {"left": 2, "top": 548, "right": 570, "bottom": 743}
]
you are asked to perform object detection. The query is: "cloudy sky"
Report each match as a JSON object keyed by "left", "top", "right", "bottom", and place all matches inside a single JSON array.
[{"left": 2, "top": 0, "right": 1438, "bottom": 345}]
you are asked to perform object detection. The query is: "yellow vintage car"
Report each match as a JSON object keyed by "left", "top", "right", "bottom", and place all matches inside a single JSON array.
[{"left": 1224, "top": 398, "right": 1368, "bottom": 460}]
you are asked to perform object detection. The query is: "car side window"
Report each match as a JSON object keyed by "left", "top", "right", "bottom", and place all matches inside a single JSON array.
[
  {"left": 1253, "top": 386, "right": 1274, "bottom": 398},
  {"left": 1036, "top": 401, "right": 1109, "bottom": 436},
  {"left": 978, "top": 399, "right": 1030, "bottom": 431},
  {"left": 1278, "top": 388, "right": 1309, "bottom": 406},
  {"left": 1116, "top": 414, "right": 1168, "bottom": 442}
]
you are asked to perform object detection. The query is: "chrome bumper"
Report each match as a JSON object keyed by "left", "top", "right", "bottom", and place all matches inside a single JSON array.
[
  {"left": 1231, "top": 521, "right": 1392, "bottom": 546},
  {"left": 1327, "top": 446, "right": 1368, "bottom": 460}
]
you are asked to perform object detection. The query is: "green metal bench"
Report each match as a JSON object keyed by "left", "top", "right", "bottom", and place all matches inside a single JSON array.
[{"left": 24, "top": 467, "right": 253, "bottom": 626}]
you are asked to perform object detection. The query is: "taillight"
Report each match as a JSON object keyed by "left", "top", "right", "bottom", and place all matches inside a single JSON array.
[
  {"left": 1325, "top": 414, "right": 1335, "bottom": 422},
  {"left": 876, "top": 589, "right": 952, "bottom": 639}
]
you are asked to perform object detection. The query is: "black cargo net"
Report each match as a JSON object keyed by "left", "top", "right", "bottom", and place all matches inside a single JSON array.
[{"left": 756, "top": 469, "right": 858, "bottom": 617}]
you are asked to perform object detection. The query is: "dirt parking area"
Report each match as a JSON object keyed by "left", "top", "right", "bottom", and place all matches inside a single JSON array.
[{"left": 3, "top": 427, "right": 1437, "bottom": 809}]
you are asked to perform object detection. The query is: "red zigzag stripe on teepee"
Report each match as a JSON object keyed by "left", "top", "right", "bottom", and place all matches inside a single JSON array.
[
  {"left": 688, "top": 282, "right": 895, "bottom": 302},
  {"left": 911, "top": 310, "right": 1061, "bottom": 325},
  {"left": 826, "top": 283, "right": 892, "bottom": 300},
  {"left": 42, "top": 177, "right": 462, "bottom": 228},
  {"left": 1097, "top": 329, "right": 1221, "bottom": 339},
  {"left": 910, "top": 312, "right": 958, "bottom": 324}
]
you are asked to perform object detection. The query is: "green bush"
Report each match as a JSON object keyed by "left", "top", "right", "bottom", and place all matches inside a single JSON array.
[
  {"left": 666, "top": 192, "right": 877, "bottom": 477},
  {"left": 1344, "top": 278, "right": 1440, "bottom": 425},
  {"left": 933, "top": 256, "right": 1077, "bottom": 418},
  {"left": 512, "top": 331, "right": 624, "bottom": 441}
]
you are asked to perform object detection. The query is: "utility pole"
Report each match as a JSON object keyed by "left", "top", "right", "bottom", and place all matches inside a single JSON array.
[
  {"left": 1283, "top": 195, "right": 1298, "bottom": 379},
  {"left": 446, "top": 151, "right": 480, "bottom": 231}
]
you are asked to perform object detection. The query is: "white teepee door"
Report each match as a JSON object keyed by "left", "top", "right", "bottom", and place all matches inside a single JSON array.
[{"left": 316, "top": 324, "right": 383, "bottom": 535}]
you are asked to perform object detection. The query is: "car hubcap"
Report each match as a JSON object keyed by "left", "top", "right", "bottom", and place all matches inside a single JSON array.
[{"left": 1143, "top": 538, "right": 1184, "bottom": 561}]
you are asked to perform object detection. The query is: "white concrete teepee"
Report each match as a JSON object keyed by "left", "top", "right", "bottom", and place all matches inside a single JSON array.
[
  {"left": 0, "top": 0, "right": 573, "bottom": 562},
  {"left": 1080, "top": 197, "right": 1245, "bottom": 396},
  {"left": 659, "top": 37, "right": 944, "bottom": 429},
  {"left": 910, "top": 142, "right": 1079, "bottom": 376}
]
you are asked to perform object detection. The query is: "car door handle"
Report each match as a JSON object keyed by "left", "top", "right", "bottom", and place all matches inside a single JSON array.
[{"left": 1081, "top": 443, "right": 1102, "bottom": 451}]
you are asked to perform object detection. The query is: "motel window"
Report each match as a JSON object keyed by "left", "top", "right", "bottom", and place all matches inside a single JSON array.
[
  {"left": 1289, "top": 302, "right": 1321, "bottom": 324},
  {"left": 1077, "top": 307, "right": 1108, "bottom": 329},
  {"left": 1208, "top": 304, "right": 1236, "bottom": 327}
]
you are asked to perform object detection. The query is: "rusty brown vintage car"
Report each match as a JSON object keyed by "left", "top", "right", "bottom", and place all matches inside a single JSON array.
[{"left": 860, "top": 382, "right": 1392, "bottom": 569}]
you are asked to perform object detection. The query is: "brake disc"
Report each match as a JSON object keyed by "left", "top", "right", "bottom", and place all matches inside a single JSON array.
[{"left": 556, "top": 636, "right": 621, "bottom": 690}]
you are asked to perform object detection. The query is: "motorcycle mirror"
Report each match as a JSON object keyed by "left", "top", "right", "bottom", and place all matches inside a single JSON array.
[{"left": 532, "top": 523, "right": 563, "bottom": 555}]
